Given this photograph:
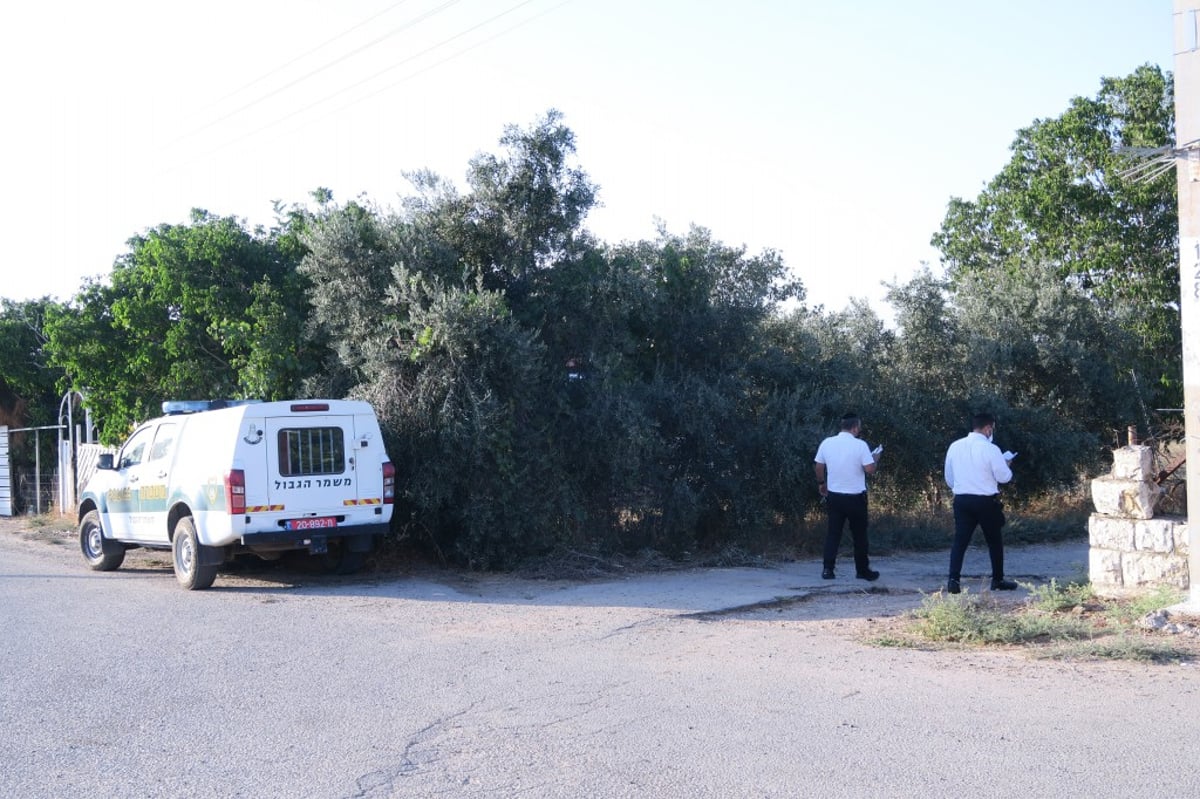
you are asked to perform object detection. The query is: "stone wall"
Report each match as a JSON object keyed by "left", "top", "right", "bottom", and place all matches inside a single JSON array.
[{"left": 1088, "top": 445, "right": 1190, "bottom": 595}]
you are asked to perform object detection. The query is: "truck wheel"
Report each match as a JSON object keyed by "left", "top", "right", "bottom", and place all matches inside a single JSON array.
[
  {"left": 319, "top": 542, "right": 367, "bottom": 575},
  {"left": 79, "top": 509, "right": 125, "bottom": 571},
  {"left": 333, "top": 549, "right": 367, "bottom": 575},
  {"left": 172, "top": 517, "right": 218, "bottom": 590}
]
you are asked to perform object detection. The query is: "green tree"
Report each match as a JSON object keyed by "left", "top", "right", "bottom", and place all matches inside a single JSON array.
[
  {"left": 587, "top": 226, "right": 804, "bottom": 552},
  {"left": 297, "top": 114, "right": 602, "bottom": 565},
  {"left": 45, "top": 210, "right": 313, "bottom": 443},
  {"left": 359, "top": 274, "right": 569, "bottom": 567},
  {"left": 932, "top": 64, "right": 1178, "bottom": 396},
  {"left": 298, "top": 112, "right": 813, "bottom": 562},
  {"left": 0, "top": 297, "right": 63, "bottom": 428},
  {"left": 461, "top": 109, "right": 598, "bottom": 297},
  {"left": 0, "top": 298, "right": 66, "bottom": 511},
  {"left": 949, "top": 261, "right": 1139, "bottom": 487},
  {"left": 875, "top": 262, "right": 1140, "bottom": 503},
  {"left": 293, "top": 197, "right": 405, "bottom": 397}
]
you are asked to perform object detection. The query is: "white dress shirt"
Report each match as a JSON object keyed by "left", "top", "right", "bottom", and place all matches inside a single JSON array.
[
  {"left": 944, "top": 431, "right": 1012, "bottom": 496},
  {"left": 814, "top": 431, "right": 874, "bottom": 493}
]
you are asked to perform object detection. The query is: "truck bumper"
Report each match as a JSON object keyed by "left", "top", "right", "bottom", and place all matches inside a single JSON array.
[{"left": 238, "top": 523, "right": 388, "bottom": 554}]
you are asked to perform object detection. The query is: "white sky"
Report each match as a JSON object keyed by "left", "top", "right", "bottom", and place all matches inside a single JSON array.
[{"left": 0, "top": 1, "right": 1176, "bottom": 316}]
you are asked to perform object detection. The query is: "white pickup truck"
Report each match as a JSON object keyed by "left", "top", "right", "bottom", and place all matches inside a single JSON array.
[{"left": 77, "top": 399, "right": 395, "bottom": 589}]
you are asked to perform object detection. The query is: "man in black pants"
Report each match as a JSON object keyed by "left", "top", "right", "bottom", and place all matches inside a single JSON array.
[
  {"left": 944, "top": 412, "right": 1016, "bottom": 594},
  {"left": 813, "top": 413, "right": 881, "bottom": 581}
]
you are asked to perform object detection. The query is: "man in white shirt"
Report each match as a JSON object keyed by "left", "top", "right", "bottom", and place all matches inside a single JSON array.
[
  {"left": 813, "top": 413, "right": 881, "bottom": 581},
  {"left": 944, "top": 412, "right": 1016, "bottom": 594}
]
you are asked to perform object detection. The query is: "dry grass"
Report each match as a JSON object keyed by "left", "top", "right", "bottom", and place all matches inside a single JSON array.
[{"left": 11, "top": 512, "right": 75, "bottom": 546}]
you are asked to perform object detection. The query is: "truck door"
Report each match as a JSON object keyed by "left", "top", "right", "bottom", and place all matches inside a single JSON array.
[
  {"left": 264, "top": 415, "right": 358, "bottom": 520},
  {"left": 131, "top": 421, "right": 176, "bottom": 544},
  {"left": 105, "top": 424, "right": 155, "bottom": 538}
]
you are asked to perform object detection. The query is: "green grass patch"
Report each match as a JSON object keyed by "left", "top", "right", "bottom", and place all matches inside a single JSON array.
[
  {"left": 1025, "top": 578, "right": 1096, "bottom": 613},
  {"left": 883, "top": 580, "right": 1197, "bottom": 663},
  {"left": 911, "top": 591, "right": 1091, "bottom": 645},
  {"left": 1103, "top": 585, "right": 1185, "bottom": 626}
]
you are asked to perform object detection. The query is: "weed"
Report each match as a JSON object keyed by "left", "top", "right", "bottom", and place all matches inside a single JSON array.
[
  {"left": 18, "top": 512, "right": 74, "bottom": 532},
  {"left": 1025, "top": 578, "right": 1096, "bottom": 613},
  {"left": 911, "top": 592, "right": 1091, "bottom": 645},
  {"left": 1104, "top": 585, "right": 1185, "bottom": 626},
  {"left": 11, "top": 513, "right": 75, "bottom": 545},
  {"left": 890, "top": 580, "right": 1196, "bottom": 663},
  {"left": 867, "top": 633, "right": 924, "bottom": 649}
]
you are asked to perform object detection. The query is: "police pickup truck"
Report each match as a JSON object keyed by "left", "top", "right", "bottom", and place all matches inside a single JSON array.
[{"left": 77, "top": 399, "right": 395, "bottom": 590}]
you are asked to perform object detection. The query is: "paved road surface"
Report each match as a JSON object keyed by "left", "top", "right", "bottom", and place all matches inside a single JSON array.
[{"left": 2, "top": 524, "right": 1198, "bottom": 798}]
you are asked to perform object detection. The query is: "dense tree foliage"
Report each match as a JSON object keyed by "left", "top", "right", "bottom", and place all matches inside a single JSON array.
[
  {"left": 294, "top": 113, "right": 809, "bottom": 564},
  {"left": 0, "top": 298, "right": 65, "bottom": 509},
  {"left": 874, "top": 264, "right": 1139, "bottom": 500},
  {"left": 44, "top": 210, "right": 318, "bottom": 443},
  {"left": 25, "top": 73, "right": 1178, "bottom": 564},
  {"left": 0, "top": 298, "right": 62, "bottom": 429},
  {"left": 932, "top": 64, "right": 1178, "bottom": 399}
]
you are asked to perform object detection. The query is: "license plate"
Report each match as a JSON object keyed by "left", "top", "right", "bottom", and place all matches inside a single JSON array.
[{"left": 286, "top": 517, "right": 337, "bottom": 531}]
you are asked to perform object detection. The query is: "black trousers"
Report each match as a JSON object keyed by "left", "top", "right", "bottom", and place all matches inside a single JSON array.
[
  {"left": 948, "top": 494, "right": 1006, "bottom": 581},
  {"left": 823, "top": 491, "right": 870, "bottom": 573}
]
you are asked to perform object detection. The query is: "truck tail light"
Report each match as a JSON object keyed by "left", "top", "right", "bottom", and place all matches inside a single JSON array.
[
  {"left": 382, "top": 461, "right": 395, "bottom": 505},
  {"left": 225, "top": 469, "right": 246, "bottom": 515}
]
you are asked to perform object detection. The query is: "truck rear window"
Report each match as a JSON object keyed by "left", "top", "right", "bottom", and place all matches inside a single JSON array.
[{"left": 277, "top": 428, "right": 345, "bottom": 476}]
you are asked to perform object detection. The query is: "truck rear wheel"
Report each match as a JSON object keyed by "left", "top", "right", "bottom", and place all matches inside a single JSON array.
[
  {"left": 318, "top": 541, "right": 367, "bottom": 575},
  {"left": 79, "top": 509, "right": 125, "bottom": 571},
  {"left": 173, "top": 516, "right": 218, "bottom": 590}
]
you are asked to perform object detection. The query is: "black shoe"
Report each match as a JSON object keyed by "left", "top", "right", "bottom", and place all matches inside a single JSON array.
[
  {"left": 947, "top": 578, "right": 961, "bottom": 594},
  {"left": 822, "top": 569, "right": 835, "bottom": 580},
  {"left": 855, "top": 569, "right": 880, "bottom": 582},
  {"left": 991, "top": 578, "right": 1018, "bottom": 591}
]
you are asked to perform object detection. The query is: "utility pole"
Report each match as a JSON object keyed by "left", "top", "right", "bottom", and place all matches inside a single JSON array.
[{"left": 1176, "top": 1, "right": 1200, "bottom": 604}]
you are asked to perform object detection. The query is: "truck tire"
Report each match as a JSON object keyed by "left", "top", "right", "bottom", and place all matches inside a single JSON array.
[
  {"left": 172, "top": 516, "right": 218, "bottom": 590},
  {"left": 319, "top": 542, "right": 367, "bottom": 575},
  {"left": 79, "top": 509, "right": 125, "bottom": 571}
]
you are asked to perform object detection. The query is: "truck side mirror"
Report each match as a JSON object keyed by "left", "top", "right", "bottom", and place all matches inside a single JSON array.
[{"left": 98, "top": 453, "right": 114, "bottom": 470}]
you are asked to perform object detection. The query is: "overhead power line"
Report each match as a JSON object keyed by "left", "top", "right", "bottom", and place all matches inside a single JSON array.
[
  {"left": 325, "top": 0, "right": 574, "bottom": 116},
  {"left": 174, "top": 0, "right": 468, "bottom": 145},
  {"left": 206, "top": 0, "right": 417, "bottom": 109},
  {"left": 177, "top": 0, "right": 560, "bottom": 164}
]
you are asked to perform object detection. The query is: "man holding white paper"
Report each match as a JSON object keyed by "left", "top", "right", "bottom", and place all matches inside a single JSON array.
[
  {"left": 944, "top": 412, "right": 1016, "bottom": 594},
  {"left": 813, "top": 413, "right": 882, "bottom": 581}
]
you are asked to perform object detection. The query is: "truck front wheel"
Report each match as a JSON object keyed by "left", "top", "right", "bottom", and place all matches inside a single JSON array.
[
  {"left": 79, "top": 510, "right": 124, "bottom": 571},
  {"left": 172, "top": 517, "right": 218, "bottom": 590}
]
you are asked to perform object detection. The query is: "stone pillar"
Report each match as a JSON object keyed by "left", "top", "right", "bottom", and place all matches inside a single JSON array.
[
  {"left": 1090, "top": 446, "right": 1160, "bottom": 520},
  {"left": 1089, "top": 446, "right": 1190, "bottom": 596}
]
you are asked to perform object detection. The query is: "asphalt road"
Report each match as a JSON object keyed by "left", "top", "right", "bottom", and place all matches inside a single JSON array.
[{"left": 2, "top": 524, "right": 1199, "bottom": 798}]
